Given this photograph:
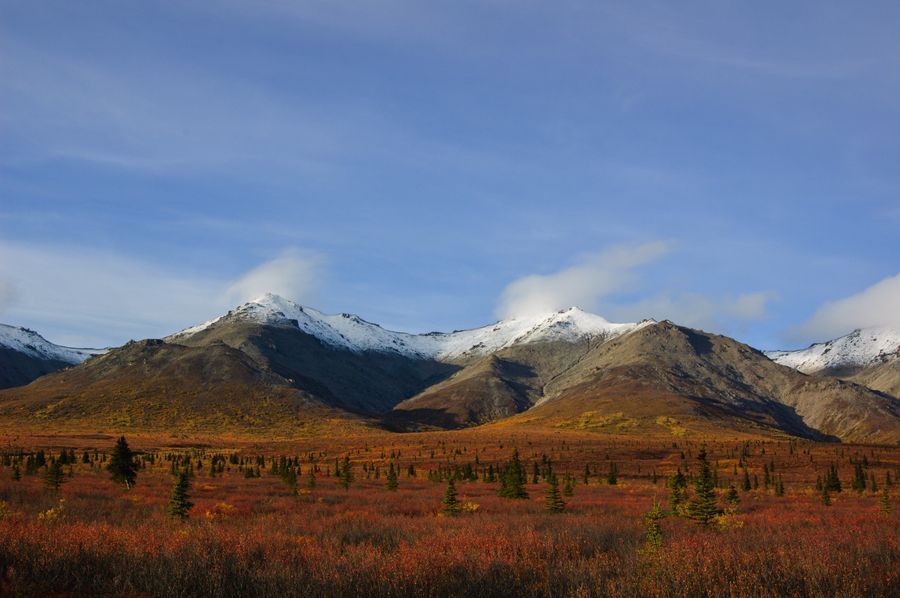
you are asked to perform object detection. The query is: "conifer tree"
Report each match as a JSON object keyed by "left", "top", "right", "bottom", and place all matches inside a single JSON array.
[
  {"left": 281, "top": 467, "right": 298, "bottom": 495},
  {"left": 498, "top": 449, "right": 528, "bottom": 499},
  {"left": 563, "top": 473, "right": 574, "bottom": 497},
  {"left": 774, "top": 475, "right": 785, "bottom": 497},
  {"left": 668, "top": 469, "right": 688, "bottom": 516},
  {"left": 879, "top": 487, "right": 892, "bottom": 516},
  {"left": 643, "top": 498, "right": 666, "bottom": 549},
  {"left": 442, "top": 478, "right": 460, "bottom": 515},
  {"left": 741, "top": 468, "right": 752, "bottom": 492},
  {"left": 583, "top": 464, "right": 590, "bottom": 485},
  {"left": 386, "top": 462, "right": 399, "bottom": 491},
  {"left": 168, "top": 472, "right": 193, "bottom": 519},
  {"left": 11, "top": 465, "right": 20, "bottom": 481},
  {"left": 687, "top": 446, "right": 720, "bottom": 525},
  {"left": 544, "top": 473, "right": 565, "bottom": 513},
  {"left": 43, "top": 460, "right": 66, "bottom": 493},
  {"left": 825, "top": 464, "right": 842, "bottom": 492},
  {"left": 306, "top": 468, "right": 317, "bottom": 489},
  {"left": 821, "top": 485, "right": 832, "bottom": 506},
  {"left": 339, "top": 456, "right": 353, "bottom": 490},
  {"left": 107, "top": 436, "right": 138, "bottom": 489},
  {"left": 725, "top": 484, "right": 740, "bottom": 505},
  {"left": 607, "top": 462, "right": 618, "bottom": 485}
]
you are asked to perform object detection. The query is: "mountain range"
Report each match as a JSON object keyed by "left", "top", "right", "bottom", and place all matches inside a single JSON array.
[{"left": 0, "top": 294, "right": 897, "bottom": 443}]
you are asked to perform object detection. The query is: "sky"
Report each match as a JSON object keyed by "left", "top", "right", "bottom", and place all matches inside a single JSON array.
[{"left": 1, "top": 1, "right": 898, "bottom": 350}]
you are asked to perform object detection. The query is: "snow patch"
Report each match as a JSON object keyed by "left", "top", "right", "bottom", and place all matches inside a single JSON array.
[
  {"left": 169, "top": 293, "right": 651, "bottom": 359},
  {"left": 0, "top": 324, "right": 104, "bottom": 364},
  {"left": 767, "top": 326, "right": 900, "bottom": 373}
]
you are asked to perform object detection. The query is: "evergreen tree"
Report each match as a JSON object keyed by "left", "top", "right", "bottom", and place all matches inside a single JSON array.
[
  {"left": 825, "top": 464, "right": 842, "bottom": 493},
  {"left": 498, "top": 449, "right": 529, "bottom": 499},
  {"left": 668, "top": 469, "right": 688, "bottom": 516},
  {"left": 741, "top": 468, "right": 752, "bottom": 492},
  {"left": 385, "top": 462, "right": 399, "bottom": 491},
  {"left": 43, "top": 460, "right": 66, "bottom": 493},
  {"left": 306, "top": 469, "right": 317, "bottom": 489},
  {"left": 11, "top": 465, "right": 20, "bottom": 481},
  {"left": 563, "top": 473, "right": 574, "bottom": 497},
  {"left": 724, "top": 484, "right": 740, "bottom": 505},
  {"left": 852, "top": 463, "right": 867, "bottom": 493},
  {"left": 879, "top": 487, "right": 892, "bottom": 516},
  {"left": 686, "top": 446, "right": 720, "bottom": 525},
  {"left": 280, "top": 467, "right": 298, "bottom": 495},
  {"left": 774, "top": 475, "right": 785, "bottom": 497},
  {"left": 583, "top": 464, "right": 590, "bottom": 485},
  {"left": 339, "top": 456, "right": 353, "bottom": 490},
  {"left": 107, "top": 436, "right": 138, "bottom": 489},
  {"left": 544, "top": 473, "right": 565, "bottom": 513},
  {"left": 821, "top": 485, "right": 832, "bottom": 506},
  {"left": 643, "top": 498, "right": 666, "bottom": 549},
  {"left": 607, "top": 462, "right": 618, "bottom": 485},
  {"left": 442, "top": 478, "right": 460, "bottom": 515},
  {"left": 167, "top": 472, "right": 193, "bottom": 519}
]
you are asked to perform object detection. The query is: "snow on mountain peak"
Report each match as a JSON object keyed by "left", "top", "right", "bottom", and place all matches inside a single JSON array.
[
  {"left": 0, "top": 324, "right": 104, "bottom": 364},
  {"left": 169, "top": 294, "right": 649, "bottom": 359},
  {"left": 767, "top": 326, "right": 900, "bottom": 373}
]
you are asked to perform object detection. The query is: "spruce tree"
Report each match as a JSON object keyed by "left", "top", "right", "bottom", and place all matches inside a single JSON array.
[
  {"left": 386, "top": 462, "right": 399, "bottom": 491},
  {"left": 821, "top": 485, "right": 832, "bottom": 506},
  {"left": 11, "top": 465, "right": 20, "bottom": 481},
  {"left": 280, "top": 467, "right": 298, "bottom": 495},
  {"left": 498, "top": 449, "right": 528, "bottom": 499},
  {"left": 544, "top": 473, "right": 565, "bottom": 513},
  {"left": 686, "top": 446, "right": 720, "bottom": 525},
  {"left": 43, "top": 460, "right": 66, "bottom": 493},
  {"left": 724, "top": 484, "right": 740, "bottom": 505},
  {"left": 643, "top": 498, "right": 666, "bottom": 549},
  {"left": 879, "top": 487, "right": 892, "bottom": 516},
  {"left": 563, "top": 473, "right": 574, "bottom": 497},
  {"left": 442, "top": 478, "right": 460, "bottom": 515},
  {"left": 668, "top": 469, "right": 688, "bottom": 516},
  {"left": 606, "top": 462, "right": 618, "bottom": 485},
  {"left": 339, "top": 456, "right": 353, "bottom": 490},
  {"left": 107, "top": 436, "right": 138, "bottom": 489},
  {"left": 168, "top": 471, "right": 193, "bottom": 519},
  {"left": 774, "top": 476, "right": 785, "bottom": 497},
  {"left": 741, "top": 468, "right": 752, "bottom": 492},
  {"left": 306, "top": 469, "right": 317, "bottom": 489}
]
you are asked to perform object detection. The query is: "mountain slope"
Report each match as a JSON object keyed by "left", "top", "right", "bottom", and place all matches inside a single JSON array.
[
  {"left": 395, "top": 322, "right": 900, "bottom": 443},
  {"left": 0, "top": 324, "right": 103, "bottom": 389},
  {"left": 1, "top": 296, "right": 898, "bottom": 443},
  {"left": 0, "top": 338, "right": 362, "bottom": 434}
]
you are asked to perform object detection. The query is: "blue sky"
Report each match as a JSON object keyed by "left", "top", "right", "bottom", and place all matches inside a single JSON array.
[{"left": 1, "top": 1, "right": 898, "bottom": 349}]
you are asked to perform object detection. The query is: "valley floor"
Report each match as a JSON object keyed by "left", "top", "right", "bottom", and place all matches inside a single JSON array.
[{"left": 0, "top": 429, "right": 897, "bottom": 597}]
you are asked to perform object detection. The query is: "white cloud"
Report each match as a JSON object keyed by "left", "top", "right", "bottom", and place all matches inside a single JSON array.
[
  {"left": 604, "top": 291, "right": 777, "bottom": 331},
  {"left": 790, "top": 273, "right": 900, "bottom": 342},
  {"left": 226, "top": 248, "right": 323, "bottom": 305},
  {"left": 495, "top": 242, "right": 670, "bottom": 319},
  {"left": 0, "top": 242, "right": 323, "bottom": 347}
]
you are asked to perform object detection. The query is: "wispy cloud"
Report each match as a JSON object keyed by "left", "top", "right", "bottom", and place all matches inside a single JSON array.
[
  {"left": 789, "top": 273, "right": 900, "bottom": 343},
  {"left": 604, "top": 291, "right": 777, "bottom": 332},
  {"left": 0, "top": 242, "right": 323, "bottom": 347},
  {"left": 496, "top": 242, "right": 670, "bottom": 319},
  {"left": 226, "top": 248, "right": 324, "bottom": 306}
]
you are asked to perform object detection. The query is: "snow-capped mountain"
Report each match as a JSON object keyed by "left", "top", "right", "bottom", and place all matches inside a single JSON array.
[
  {"left": 767, "top": 326, "right": 900, "bottom": 374},
  {"left": 169, "top": 293, "right": 652, "bottom": 360},
  {"left": 0, "top": 324, "right": 104, "bottom": 364}
]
